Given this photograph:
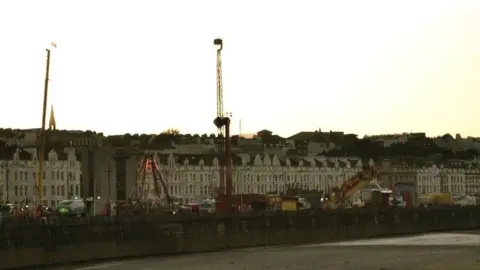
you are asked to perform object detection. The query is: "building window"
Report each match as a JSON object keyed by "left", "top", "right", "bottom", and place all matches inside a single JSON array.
[{"left": 51, "top": 185, "right": 56, "bottom": 196}]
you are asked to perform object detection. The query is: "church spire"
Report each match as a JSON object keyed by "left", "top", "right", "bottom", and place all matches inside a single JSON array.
[{"left": 49, "top": 105, "right": 56, "bottom": 130}]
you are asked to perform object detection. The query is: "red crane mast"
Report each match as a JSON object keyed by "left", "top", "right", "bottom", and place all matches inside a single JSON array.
[{"left": 214, "top": 38, "right": 233, "bottom": 212}]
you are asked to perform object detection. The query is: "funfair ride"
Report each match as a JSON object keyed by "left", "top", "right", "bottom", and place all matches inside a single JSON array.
[{"left": 115, "top": 153, "right": 173, "bottom": 216}]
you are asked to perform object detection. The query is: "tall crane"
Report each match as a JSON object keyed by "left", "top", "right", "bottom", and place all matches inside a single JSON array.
[
  {"left": 37, "top": 44, "right": 55, "bottom": 205},
  {"left": 213, "top": 38, "right": 233, "bottom": 212},
  {"left": 214, "top": 38, "right": 224, "bottom": 135},
  {"left": 214, "top": 38, "right": 225, "bottom": 198}
]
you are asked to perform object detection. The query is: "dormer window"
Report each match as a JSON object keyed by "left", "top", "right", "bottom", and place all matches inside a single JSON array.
[
  {"left": 48, "top": 150, "right": 58, "bottom": 165},
  {"left": 13, "top": 149, "right": 19, "bottom": 162}
]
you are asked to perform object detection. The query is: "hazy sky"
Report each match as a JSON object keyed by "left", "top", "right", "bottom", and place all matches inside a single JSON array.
[{"left": 0, "top": 1, "right": 479, "bottom": 138}]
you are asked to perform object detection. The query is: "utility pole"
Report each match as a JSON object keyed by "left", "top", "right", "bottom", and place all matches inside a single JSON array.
[
  {"left": 67, "top": 172, "right": 71, "bottom": 199},
  {"left": 1, "top": 163, "right": 9, "bottom": 204},
  {"left": 239, "top": 119, "right": 242, "bottom": 138},
  {"left": 103, "top": 161, "right": 112, "bottom": 199},
  {"left": 5, "top": 164, "right": 8, "bottom": 204}
]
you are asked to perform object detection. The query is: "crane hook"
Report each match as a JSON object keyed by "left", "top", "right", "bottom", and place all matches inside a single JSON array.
[{"left": 214, "top": 38, "right": 223, "bottom": 51}]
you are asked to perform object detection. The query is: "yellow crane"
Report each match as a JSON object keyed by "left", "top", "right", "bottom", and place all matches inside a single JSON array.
[
  {"left": 37, "top": 43, "right": 56, "bottom": 204},
  {"left": 323, "top": 167, "right": 379, "bottom": 209}
]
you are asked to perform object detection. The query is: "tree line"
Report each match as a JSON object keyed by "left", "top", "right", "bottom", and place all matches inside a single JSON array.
[
  {"left": 325, "top": 136, "right": 479, "bottom": 160},
  {"left": 2, "top": 128, "right": 478, "bottom": 160}
]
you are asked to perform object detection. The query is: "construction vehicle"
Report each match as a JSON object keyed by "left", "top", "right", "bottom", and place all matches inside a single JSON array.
[
  {"left": 200, "top": 198, "right": 216, "bottom": 213},
  {"left": 278, "top": 196, "right": 311, "bottom": 211},
  {"left": 56, "top": 199, "right": 87, "bottom": 217},
  {"left": 435, "top": 193, "right": 453, "bottom": 205},
  {"left": 357, "top": 182, "right": 395, "bottom": 208},
  {"left": 453, "top": 195, "right": 477, "bottom": 206},
  {"left": 419, "top": 193, "right": 452, "bottom": 207},
  {"left": 323, "top": 166, "right": 379, "bottom": 209},
  {"left": 393, "top": 182, "right": 416, "bottom": 207},
  {"left": 362, "top": 189, "right": 393, "bottom": 208},
  {"left": 266, "top": 195, "right": 282, "bottom": 211},
  {"left": 281, "top": 197, "right": 297, "bottom": 211}
]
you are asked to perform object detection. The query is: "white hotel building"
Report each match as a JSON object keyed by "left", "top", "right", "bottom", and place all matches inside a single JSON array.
[
  {"left": 2, "top": 149, "right": 479, "bottom": 207},
  {"left": 0, "top": 148, "right": 82, "bottom": 207},
  {"left": 141, "top": 153, "right": 374, "bottom": 203}
]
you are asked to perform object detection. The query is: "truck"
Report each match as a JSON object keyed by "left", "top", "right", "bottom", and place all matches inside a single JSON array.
[
  {"left": 361, "top": 189, "right": 393, "bottom": 208},
  {"left": 215, "top": 194, "right": 268, "bottom": 212},
  {"left": 418, "top": 193, "right": 452, "bottom": 207},
  {"left": 394, "top": 182, "right": 416, "bottom": 207},
  {"left": 280, "top": 196, "right": 310, "bottom": 211}
]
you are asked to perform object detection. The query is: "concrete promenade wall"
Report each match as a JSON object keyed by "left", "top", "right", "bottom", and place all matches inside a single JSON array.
[{"left": 2, "top": 207, "right": 480, "bottom": 269}]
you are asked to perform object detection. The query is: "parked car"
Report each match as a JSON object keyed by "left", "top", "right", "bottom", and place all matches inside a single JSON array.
[{"left": 56, "top": 200, "right": 86, "bottom": 217}]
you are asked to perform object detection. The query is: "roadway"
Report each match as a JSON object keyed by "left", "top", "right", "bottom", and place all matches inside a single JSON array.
[{"left": 52, "top": 231, "right": 480, "bottom": 270}]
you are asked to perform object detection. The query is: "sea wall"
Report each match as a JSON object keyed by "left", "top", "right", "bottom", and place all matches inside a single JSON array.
[{"left": 2, "top": 207, "right": 480, "bottom": 269}]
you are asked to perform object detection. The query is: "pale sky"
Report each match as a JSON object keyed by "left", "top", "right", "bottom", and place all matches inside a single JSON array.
[{"left": 0, "top": 1, "right": 479, "bottom": 138}]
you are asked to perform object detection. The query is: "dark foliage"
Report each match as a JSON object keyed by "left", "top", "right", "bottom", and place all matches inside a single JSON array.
[{"left": 327, "top": 137, "right": 479, "bottom": 160}]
